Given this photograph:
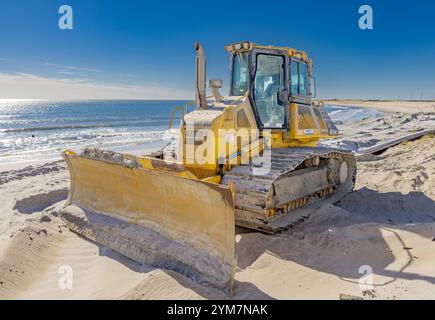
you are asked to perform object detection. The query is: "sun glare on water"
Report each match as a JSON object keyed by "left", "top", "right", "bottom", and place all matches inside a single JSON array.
[{"left": 0, "top": 99, "right": 43, "bottom": 105}]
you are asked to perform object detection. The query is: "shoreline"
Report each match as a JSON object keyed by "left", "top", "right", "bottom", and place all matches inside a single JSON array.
[
  {"left": 323, "top": 100, "right": 435, "bottom": 114},
  {"left": 1, "top": 102, "right": 432, "bottom": 173},
  {"left": 1, "top": 100, "right": 431, "bottom": 171},
  {"left": 0, "top": 103, "right": 434, "bottom": 299},
  {"left": 0, "top": 140, "right": 168, "bottom": 173}
]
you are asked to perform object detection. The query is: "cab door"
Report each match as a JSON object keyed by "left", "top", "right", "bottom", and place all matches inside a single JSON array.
[{"left": 251, "top": 50, "right": 289, "bottom": 130}]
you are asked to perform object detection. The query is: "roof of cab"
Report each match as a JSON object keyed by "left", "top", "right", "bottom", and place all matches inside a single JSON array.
[{"left": 224, "top": 41, "right": 311, "bottom": 62}]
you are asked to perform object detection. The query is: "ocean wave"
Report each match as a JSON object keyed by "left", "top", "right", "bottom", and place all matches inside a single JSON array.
[
  {"left": 327, "top": 107, "right": 385, "bottom": 123},
  {"left": 0, "top": 121, "right": 170, "bottom": 133}
]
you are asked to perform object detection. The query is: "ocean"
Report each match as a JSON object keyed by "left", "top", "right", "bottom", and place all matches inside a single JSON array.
[{"left": 0, "top": 100, "right": 384, "bottom": 165}]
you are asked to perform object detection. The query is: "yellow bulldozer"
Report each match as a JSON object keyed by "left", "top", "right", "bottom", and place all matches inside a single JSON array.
[{"left": 60, "top": 42, "right": 356, "bottom": 293}]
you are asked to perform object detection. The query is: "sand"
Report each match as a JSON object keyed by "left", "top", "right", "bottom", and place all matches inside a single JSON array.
[
  {"left": 323, "top": 99, "right": 435, "bottom": 114},
  {"left": 0, "top": 106, "right": 434, "bottom": 300}
]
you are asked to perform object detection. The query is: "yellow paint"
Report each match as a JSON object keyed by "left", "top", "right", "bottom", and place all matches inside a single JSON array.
[
  {"left": 225, "top": 41, "right": 312, "bottom": 63},
  {"left": 171, "top": 43, "right": 337, "bottom": 178},
  {"left": 63, "top": 151, "right": 236, "bottom": 288},
  {"left": 177, "top": 97, "right": 335, "bottom": 177},
  {"left": 201, "top": 175, "right": 222, "bottom": 184},
  {"left": 61, "top": 41, "right": 343, "bottom": 293}
]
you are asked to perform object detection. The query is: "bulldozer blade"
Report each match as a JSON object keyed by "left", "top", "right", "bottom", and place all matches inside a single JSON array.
[{"left": 60, "top": 150, "right": 236, "bottom": 292}]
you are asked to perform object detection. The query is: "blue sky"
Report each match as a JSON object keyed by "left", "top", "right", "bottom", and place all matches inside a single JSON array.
[{"left": 0, "top": 0, "right": 434, "bottom": 99}]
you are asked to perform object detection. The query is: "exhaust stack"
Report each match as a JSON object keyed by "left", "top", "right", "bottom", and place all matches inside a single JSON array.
[{"left": 195, "top": 42, "right": 207, "bottom": 109}]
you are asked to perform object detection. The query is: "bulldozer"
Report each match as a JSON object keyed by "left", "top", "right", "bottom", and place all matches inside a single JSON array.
[{"left": 60, "top": 42, "right": 356, "bottom": 293}]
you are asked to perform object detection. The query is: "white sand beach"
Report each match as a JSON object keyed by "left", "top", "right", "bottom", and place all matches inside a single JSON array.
[
  {"left": 0, "top": 103, "right": 434, "bottom": 300},
  {"left": 323, "top": 100, "right": 435, "bottom": 114}
]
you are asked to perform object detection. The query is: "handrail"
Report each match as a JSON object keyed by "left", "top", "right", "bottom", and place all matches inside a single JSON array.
[
  {"left": 168, "top": 94, "right": 246, "bottom": 130},
  {"left": 168, "top": 106, "right": 184, "bottom": 130},
  {"left": 168, "top": 101, "right": 195, "bottom": 129}
]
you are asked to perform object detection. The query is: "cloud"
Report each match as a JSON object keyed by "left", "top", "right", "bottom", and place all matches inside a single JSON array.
[
  {"left": 43, "top": 62, "right": 100, "bottom": 73},
  {"left": 0, "top": 73, "right": 192, "bottom": 100}
]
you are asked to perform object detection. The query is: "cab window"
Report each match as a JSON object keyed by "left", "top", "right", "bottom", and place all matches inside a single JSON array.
[
  {"left": 253, "top": 54, "right": 285, "bottom": 128},
  {"left": 291, "top": 60, "right": 299, "bottom": 94},
  {"left": 299, "top": 62, "right": 308, "bottom": 96},
  {"left": 232, "top": 53, "right": 249, "bottom": 96},
  {"left": 291, "top": 60, "right": 309, "bottom": 96}
]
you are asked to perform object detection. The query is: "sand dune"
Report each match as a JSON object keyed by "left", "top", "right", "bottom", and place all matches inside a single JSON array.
[{"left": 0, "top": 109, "right": 434, "bottom": 300}]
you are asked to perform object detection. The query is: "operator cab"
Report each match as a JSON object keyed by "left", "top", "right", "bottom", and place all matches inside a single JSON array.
[{"left": 226, "top": 41, "right": 315, "bottom": 131}]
